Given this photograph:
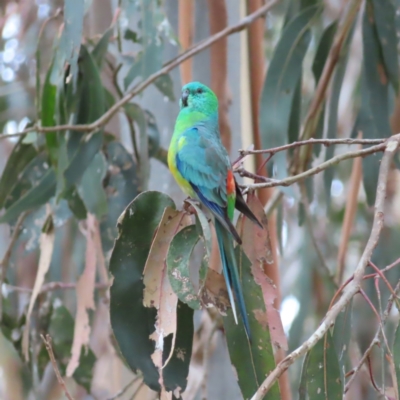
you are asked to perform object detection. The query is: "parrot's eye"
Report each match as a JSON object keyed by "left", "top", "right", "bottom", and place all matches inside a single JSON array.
[{"left": 196, "top": 88, "right": 203, "bottom": 94}]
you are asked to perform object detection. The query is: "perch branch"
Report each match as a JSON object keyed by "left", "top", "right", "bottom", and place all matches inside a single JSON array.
[
  {"left": 243, "top": 142, "right": 386, "bottom": 191},
  {"left": 250, "top": 134, "right": 400, "bottom": 400},
  {"left": 1, "top": 0, "right": 279, "bottom": 140}
]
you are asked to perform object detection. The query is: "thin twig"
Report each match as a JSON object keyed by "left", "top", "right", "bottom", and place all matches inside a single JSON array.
[
  {"left": 344, "top": 278, "right": 400, "bottom": 393},
  {"left": 0, "top": 211, "right": 28, "bottom": 322},
  {"left": 244, "top": 142, "right": 387, "bottom": 191},
  {"left": 1, "top": 0, "right": 279, "bottom": 141},
  {"left": 40, "top": 334, "right": 75, "bottom": 400},
  {"left": 250, "top": 135, "right": 400, "bottom": 400}
]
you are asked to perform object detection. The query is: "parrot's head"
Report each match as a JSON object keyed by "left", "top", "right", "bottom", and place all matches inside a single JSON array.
[{"left": 179, "top": 82, "right": 218, "bottom": 114}]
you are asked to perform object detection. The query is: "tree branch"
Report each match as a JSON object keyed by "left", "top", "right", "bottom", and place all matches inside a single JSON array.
[
  {"left": 1, "top": 0, "right": 280, "bottom": 141},
  {"left": 250, "top": 134, "right": 400, "bottom": 400},
  {"left": 242, "top": 142, "right": 386, "bottom": 191},
  {"left": 41, "top": 334, "right": 75, "bottom": 400}
]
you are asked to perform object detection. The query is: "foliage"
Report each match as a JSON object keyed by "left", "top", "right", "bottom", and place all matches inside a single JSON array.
[{"left": 0, "top": 1, "right": 399, "bottom": 400}]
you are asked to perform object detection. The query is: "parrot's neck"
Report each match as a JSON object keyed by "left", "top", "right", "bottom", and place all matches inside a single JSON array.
[{"left": 175, "top": 108, "right": 218, "bottom": 134}]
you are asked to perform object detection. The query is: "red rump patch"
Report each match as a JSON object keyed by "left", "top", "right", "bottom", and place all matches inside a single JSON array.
[{"left": 226, "top": 170, "right": 235, "bottom": 195}]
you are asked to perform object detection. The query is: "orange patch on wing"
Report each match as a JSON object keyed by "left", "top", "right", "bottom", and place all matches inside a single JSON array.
[{"left": 226, "top": 170, "right": 235, "bottom": 195}]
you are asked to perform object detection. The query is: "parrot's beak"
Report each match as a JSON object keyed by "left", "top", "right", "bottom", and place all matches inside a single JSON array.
[{"left": 181, "top": 89, "right": 189, "bottom": 108}]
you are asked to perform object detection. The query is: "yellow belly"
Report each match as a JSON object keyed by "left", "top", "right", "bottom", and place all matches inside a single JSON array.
[{"left": 168, "top": 140, "right": 195, "bottom": 198}]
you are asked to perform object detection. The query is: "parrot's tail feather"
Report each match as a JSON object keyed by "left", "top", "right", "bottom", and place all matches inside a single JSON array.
[{"left": 215, "top": 220, "right": 251, "bottom": 341}]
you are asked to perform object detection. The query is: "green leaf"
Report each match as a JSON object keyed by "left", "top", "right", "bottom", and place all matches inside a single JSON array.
[
  {"left": 92, "top": 28, "right": 113, "bottom": 69},
  {"left": 224, "top": 248, "right": 280, "bottom": 400},
  {"left": 371, "top": 0, "right": 399, "bottom": 92},
  {"left": 64, "top": 45, "right": 106, "bottom": 188},
  {"left": 0, "top": 137, "right": 37, "bottom": 209},
  {"left": 154, "top": 74, "right": 175, "bottom": 102},
  {"left": 260, "top": 5, "right": 319, "bottom": 194},
  {"left": 48, "top": 302, "right": 96, "bottom": 392},
  {"left": 59, "top": 0, "right": 84, "bottom": 88},
  {"left": 324, "top": 22, "right": 354, "bottom": 208},
  {"left": 162, "top": 301, "right": 194, "bottom": 394},
  {"left": 0, "top": 169, "right": 56, "bottom": 224},
  {"left": 109, "top": 191, "right": 176, "bottom": 392},
  {"left": 167, "top": 225, "right": 202, "bottom": 310},
  {"left": 302, "top": 332, "right": 342, "bottom": 399},
  {"left": 145, "top": 110, "right": 161, "bottom": 158},
  {"left": 77, "top": 152, "right": 108, "bottom": 218},
  {"left": 359, "top": 4, "right": 392, "bottom": 206},
  {"left": 287, "top": 77, "right": 302, "bottom": 148},
  {"left": 64, "top": 187, "right": 87, "bottom": 220},
  {"left": 123, "top": 1, "right": 163, "bottom": 89},
  {"left": 100, "top": 141, "right": 139, "bottom": 251},
  {"left": 41, "top": 60, "right": 58, "bottom": 165},
  {"left": 312, "top": 21, "right": 338, "bottom": 83},
  {"left": 393, "top": 315, "right": 400, "bottom": 398},
  {"left": 332, "top": 301, "right": 353, "bottom": 385},
  {"left": 124, "top": 103, "right": 149, "bottom": 190}
]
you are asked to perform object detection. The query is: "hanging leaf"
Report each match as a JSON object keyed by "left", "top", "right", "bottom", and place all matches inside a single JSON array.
[
  {"left": 162, "top": 301, "right": 194, "bottom": 395},
  {"left": 154, "top": 74, "right": 175, "bottom": 102},
  {"left": 167, "top": 225, "right": 203, "bottom": 310},
  {"left": 47, "top": 302, "right": 96, "bottom": 392},
  {"left": 301, "top": 332, "right": 342, "bottom": 399},
  {"left": 260, "top": 5, "right": 320, "bottom": 194},
  {"left": 324, "top": 22, "right": 355, "bottom": 208},
  {"left": 359, "top": 3, "right": 392, "bottom": 206},
  {"left": 77, "top": 153, "right": 108, "bottom": 219},
  {"left": 64, "top": 45, "right": 106, "bottom": 188},
  {"left": 109, "top": 191, "right": 175, "bottom": 392},
  {"left": 92, "top": 28, "right": 113, "bottom": 69},
  {"left": 224, "top": 247, "right": 280, "bottom": 400},
  {"left": 123, "top": 1, "right": 163, "bottom": 89},
  {"left": 371, "top": 0, "right": 399, "bottom": 92},
  {"left": 100, "top": 141, "right": 139, "bottom": 251},
  {"left": 0, "top": 138, "right": 37, "bottom": 209},
  {"left": 124, "top": 103, "right": 149, "bottom": 189}
]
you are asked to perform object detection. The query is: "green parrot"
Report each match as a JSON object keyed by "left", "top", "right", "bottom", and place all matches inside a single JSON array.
[{"left": 168, "top": 81, "right": 262, "bottom": 340}]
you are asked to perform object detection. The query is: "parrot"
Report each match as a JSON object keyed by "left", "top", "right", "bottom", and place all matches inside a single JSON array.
[{"left": 168, "top": 81, "right": 263, "bottom": 340}]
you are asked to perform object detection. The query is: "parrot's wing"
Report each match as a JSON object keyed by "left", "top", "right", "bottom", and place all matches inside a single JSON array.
[{"left": 176, "top": 125, "right": 242, "bottom": 244}]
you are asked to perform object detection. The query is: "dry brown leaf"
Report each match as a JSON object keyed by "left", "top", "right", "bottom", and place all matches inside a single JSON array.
[
  {"left": 142, "top": 207, "right": 190, "bottom": 372},
  {"left": 22, "top": 211, "right": 55, "bottom": 361},
  {"left": 238, "top": 192, "right": 288, "bottom": 351},
  {"left": 200, "top": 268, "right": 230, "bottom": 315},
  {"left": 66, "top": 213, "right": 97, "bottom": 377}
]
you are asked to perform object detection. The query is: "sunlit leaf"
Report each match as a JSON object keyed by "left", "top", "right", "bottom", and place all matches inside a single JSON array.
[{"left": 109, "top": 191, "right": 176, "bottom": 391}]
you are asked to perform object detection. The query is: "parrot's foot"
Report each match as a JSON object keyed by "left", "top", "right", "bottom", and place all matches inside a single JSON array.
[{"left": 183, "top": 197, "right": 199, "bottom": 215}]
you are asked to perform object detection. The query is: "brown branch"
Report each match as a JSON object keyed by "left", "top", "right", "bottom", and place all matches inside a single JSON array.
[
  {"left": 250, "top": 135, "right": 400, "bottom": 400},
  {"left": 40, "top": 334, "right": 75, "bottom": 400},
  {"left": 344, "top": 278, "right": 400, "bottom": 393},
  {"left": 0, "top": 211, "right": 28, "bottom": 322},
  {"left": 1, "top": 0, "right": 280, "bottom": 141},
  {"left": 243, "top": 142, "right": 387, "bottom": 191}
]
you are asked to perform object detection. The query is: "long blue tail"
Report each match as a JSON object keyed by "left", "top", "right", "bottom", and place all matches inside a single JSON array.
[{"left": 214, "top": 220, "right": 251, "bottom": 341}]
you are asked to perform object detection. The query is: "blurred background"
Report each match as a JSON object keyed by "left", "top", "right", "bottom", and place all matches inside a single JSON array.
[{"left": 0, "top": 0, "right": 399, "bottom": 399}]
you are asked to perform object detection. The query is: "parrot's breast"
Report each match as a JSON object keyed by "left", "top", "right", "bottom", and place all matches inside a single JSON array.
[{"left": 168, "top": 136, "right": 195, "bottom": 197}]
